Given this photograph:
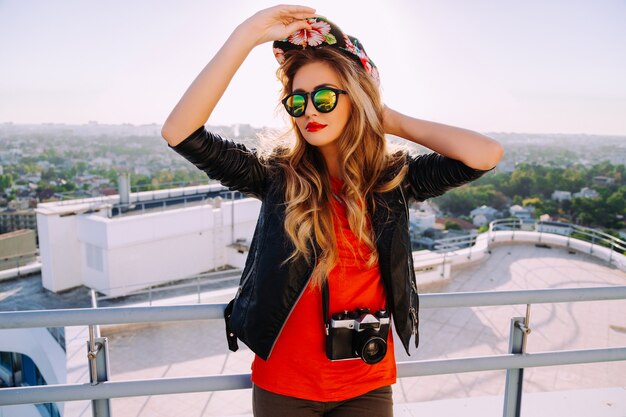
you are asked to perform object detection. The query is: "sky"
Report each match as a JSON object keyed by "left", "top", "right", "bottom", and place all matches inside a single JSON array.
[{"left": 1, "top": 0, "right": 625, "bottom": 135}]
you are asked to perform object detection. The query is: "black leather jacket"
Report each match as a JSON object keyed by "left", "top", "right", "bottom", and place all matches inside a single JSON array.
[{"left": 171, "top": 126, "right": 492, "bottom": 360}]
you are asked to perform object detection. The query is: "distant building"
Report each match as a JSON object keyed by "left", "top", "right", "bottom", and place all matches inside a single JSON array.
[
  {"left": 593, "top": 176, "right": 615, "bottom": 186},
  {"left": 75, "top": 174, "right": 109, "bottom": 188},
  {"left": 509, "top": 205, "right": 535, "bottom": 221},
  {"left": 472, "top": 214, "right": 488, "bottom": 227},
  {"left": 8, "top": 198, "right": 30, "bottom": 211},
  {"left": 551, "top": 190, "right": 572, "bottom": 202},
  {"left": 539, "top": 213, "right": 552, "bottom": 222},
  {"left": 410, "top": 206, "right": 436, "bottom": 230},
  {"left": 470, "top": 205, "right": 499, "bottom": 226},
  {"left": 24, "top": 173, "right": 42, "bottom": 183},
  {"left": 573, "top": 187, "right": 600, "bottom": 199},
  {"left": 435, "top": 217, "right": 475, "bottom": 231},
  {"left": 0, "top": 229, "right": 37, "bottom": 271},
  {"left": 535, "top": 221, "right": 573, "bottom": 236},
  {"left": 0, "top": 209, "right": 37, "bottom": 234}
]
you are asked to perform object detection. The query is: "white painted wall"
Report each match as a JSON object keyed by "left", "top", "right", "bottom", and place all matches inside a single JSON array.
[
  {"left": 37, "top": 191, "right": 261, "bottom": 296},
  {"left": 227, "top": 246, "right": 249, "bottom": 269},
  {"left": 79, "top": 198, "right": 261, "bottom": 297},
  {"left": 37, "top": 211, "right": 83, "bottom": 292}
]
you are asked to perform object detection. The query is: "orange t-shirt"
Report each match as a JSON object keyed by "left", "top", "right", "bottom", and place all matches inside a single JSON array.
[{"left": 251, "top": 177, "right": 396, "bottom": 401}]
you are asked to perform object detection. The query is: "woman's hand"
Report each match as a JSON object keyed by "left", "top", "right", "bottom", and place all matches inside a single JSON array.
[{"left": 238, "top": 5, "right": 316, "bottom": 47}]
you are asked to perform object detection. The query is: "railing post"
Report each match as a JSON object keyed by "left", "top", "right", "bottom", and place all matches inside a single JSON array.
[
  {"left": 441, "top": 250, "right": 447, "bottom": 277},
  {"left": 87, "top": 336, "right": 111, "bottom": 417},
  {"left": 590, "top": 235, "right": 595, "bottom": 255},
  {"left": 502, "top": 307, "right": 531, "bottom": 417}
]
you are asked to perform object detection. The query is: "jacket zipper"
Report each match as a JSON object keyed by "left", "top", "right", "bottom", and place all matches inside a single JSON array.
[
  {"left": 399, "top": 186, "right": 419, "bottom": 336},
  {"left": 267, "top": 239, "right": 318, "bottom": 359}
]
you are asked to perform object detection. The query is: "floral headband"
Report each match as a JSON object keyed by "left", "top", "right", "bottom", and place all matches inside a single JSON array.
[{"left": 273, "top": 17, "right": 380, "bottom": 84}]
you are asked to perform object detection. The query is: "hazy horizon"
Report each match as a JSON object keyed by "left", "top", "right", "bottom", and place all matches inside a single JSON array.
[
  {"left": 3, "top": 120, "right": 626, "bottom": 139},
  {"left": 1, "top": 0, "right": 625, "bottom": 136}
]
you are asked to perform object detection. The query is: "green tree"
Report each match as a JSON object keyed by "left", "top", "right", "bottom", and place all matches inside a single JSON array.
[
  {"left": 444, "top": 221, "right": 461, "bottom": 230},
  {"left": 509, "top": 170, "right": 534, "bottom": 198},
  {"left": 0, "top": 173, "right": 13, "bottom": 190},
  {"left": 606, "top": 187, "right": 626, "bottom": 215}
]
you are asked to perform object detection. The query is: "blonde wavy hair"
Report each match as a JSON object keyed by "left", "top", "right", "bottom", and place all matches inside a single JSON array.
[{"left": 273, "top": 47, "right": 407, "bottom": 288}]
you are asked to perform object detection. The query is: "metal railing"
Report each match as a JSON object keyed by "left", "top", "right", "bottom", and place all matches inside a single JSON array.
[
  {"left": 489, "top": 218, "right": 626, "bottom": 254},
  {"left": 1, "top": 285, "right": 626, "bottom": 417},
  {"left": 94, "top": 269, "right": 242, "bottom": 305},
  {"left": 408, "top": 218, "right": 626, "bottom": 275}
]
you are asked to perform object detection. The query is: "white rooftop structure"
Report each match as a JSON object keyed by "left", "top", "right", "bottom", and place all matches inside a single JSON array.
[
  {"left": 36, "top": 184, "right": 260, "bottom": 297},
  {"left": 410, "top": 207, "right": 436, "bottom": 230}
]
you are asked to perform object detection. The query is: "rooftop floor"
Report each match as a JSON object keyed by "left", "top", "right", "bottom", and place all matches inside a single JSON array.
[{"left": 2, "top": 242, "right": 626, "bottom": 416}]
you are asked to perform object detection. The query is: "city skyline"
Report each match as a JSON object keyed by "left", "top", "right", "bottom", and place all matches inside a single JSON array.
[{"left": 1, "top": 0, "right": 625, "bottom": 135}]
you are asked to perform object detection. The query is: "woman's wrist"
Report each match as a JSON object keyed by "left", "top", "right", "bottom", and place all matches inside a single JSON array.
[
  {"left": 231, "top": 22, "right": 263, "bottom": 50},
  {"left": 382, "top": 106, "right": 403, "bottom": 137}
]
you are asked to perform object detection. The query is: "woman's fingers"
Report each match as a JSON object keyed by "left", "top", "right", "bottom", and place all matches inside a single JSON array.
[
  {"left": 290, "top": 11, "right": 317, "bottom": 20},
  {"left": 267, "top": 4, "right": 315, "bottom": 23},
  {"left": 243, "top": 5, "right": 316, "bottom": 45},
  {"left": 282, "top": 19, "right": 312, "bottom": 36},
  {"left": 276, "top": 4, "right": 316, "bottom": 15}
]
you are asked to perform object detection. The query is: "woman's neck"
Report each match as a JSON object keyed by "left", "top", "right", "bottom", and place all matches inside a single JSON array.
[{"left": 317, "top": 142, "right": 342, "bottom": 179}]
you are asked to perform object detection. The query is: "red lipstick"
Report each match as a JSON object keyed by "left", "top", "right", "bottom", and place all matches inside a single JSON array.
[{"left": 306, "top": 122, "right": 327, "bottom": 132}]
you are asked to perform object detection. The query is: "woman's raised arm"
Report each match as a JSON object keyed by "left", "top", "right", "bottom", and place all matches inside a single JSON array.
[
  {"left": 383, "top": 106, "right": 503, "bottom": 171},
  {"left": 161, "top": 5, "right": 315, "bottom": 146}
]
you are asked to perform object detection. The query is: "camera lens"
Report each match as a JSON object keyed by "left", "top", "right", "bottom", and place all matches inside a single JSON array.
[
  {"left": 356, "top": 335, "right": 387, "bottom": 364},
  {"left": 365, "top": 340, "right": 381, "bottom": 356}
]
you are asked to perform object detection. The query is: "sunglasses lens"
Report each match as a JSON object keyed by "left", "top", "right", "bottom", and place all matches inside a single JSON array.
[
  {"left": 313, "top": 89, "right": 337, "bottom": 113},
  {"left": 286, "top": 94, "right": 306, "bottom": 117}
]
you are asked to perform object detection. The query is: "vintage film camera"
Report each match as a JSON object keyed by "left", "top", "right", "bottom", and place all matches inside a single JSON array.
[{"left": 325, "top": 308, "right": 390, "bottom": 364}]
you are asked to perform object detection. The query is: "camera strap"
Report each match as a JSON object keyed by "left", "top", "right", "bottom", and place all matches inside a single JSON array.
[{"left": 322, "top": 280, "right": 330, "bottom": 334}]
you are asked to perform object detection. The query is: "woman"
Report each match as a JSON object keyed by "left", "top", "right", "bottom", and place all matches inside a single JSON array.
[{"left": 162, "top": 5, "right": 503, "bottom": 417}]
